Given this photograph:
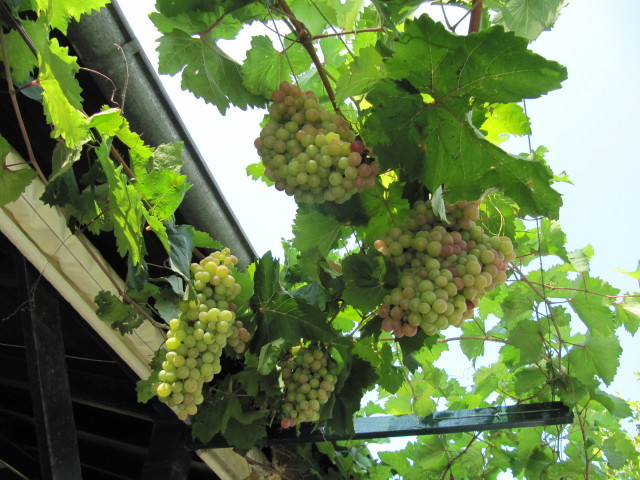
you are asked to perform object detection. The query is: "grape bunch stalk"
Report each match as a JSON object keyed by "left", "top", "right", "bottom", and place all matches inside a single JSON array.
[
  {"left": 375, "top": 200, "right": 515, "bottom": 338},
  {"left": 254, "top": 81, "right": 379, "bottom": 204},
  {"left": 152, "top": 249, "right": 250, "bottom": 420},
  {"left": 278, "top": 345, "right": 338, "bottom": 429}
]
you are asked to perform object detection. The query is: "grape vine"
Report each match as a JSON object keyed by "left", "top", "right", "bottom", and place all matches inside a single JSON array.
[{"left": 0, "top": 0, "right": 638, "bottom": 478}]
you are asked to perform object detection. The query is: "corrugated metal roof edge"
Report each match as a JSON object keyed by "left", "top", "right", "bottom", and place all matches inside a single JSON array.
[{"left": 67, "top": 1, "right": 258, "bottom": 268}]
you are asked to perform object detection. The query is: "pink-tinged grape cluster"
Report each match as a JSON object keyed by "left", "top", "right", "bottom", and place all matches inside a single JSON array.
[
  {"left": 254, "top": 81, "right": 379, "bottom": 204},
  {"left": 279, "top": 345, "right": 338, "bottom": 429},
  {"left": 152, "top": 249, "right": 250, "bottom": 420},
  {"left": 375, "top": 200, "right": 515, "bottom": 338}
]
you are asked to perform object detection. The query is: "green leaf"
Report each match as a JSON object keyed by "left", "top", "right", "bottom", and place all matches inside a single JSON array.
[
  {"left": 364, "top": 15, "right": 566, "bottom": 218},
  {"left": 0, "top": 20, "right": 39, "bottom": 83},
  {"left": 335, "top": 46, "right": 386, "bottom": 104},
  {"left": 290, "top": 282, "right": 331, "bottom": 310},
  {"left": 591, "top": 390, "right": 633, "bottom": 419},
  {"left": 0, "top": 136, "right": 37, "bottom": 206},
  {"left": 514, "top": 367, "right": 547, "bottom": 396},
  {"left": 567, "top": 245, "right": 594, "bottom": 272},
  {"left": 507, "top": 319, "right": 544, "bottom": 364},
  {"left": 460, "top": 320, "right": 486, "bottom": 361},
  {"left": 33, "top": 0, "right": 110, "bottom": 34},
  {"left": 257, "top": 338, "right": 285, "bottom": 375},
  {"left": 157, "top": 29, "right": 265, "bottom": 115},
  {"left": 96, "top": 141, "right": 147, "bottom": 266},
  {"left": 136, "top": 169, "right": 190, "bottom": 220},
  {"left": 602, "top": 432, "right": 637, "bottom": 470},
  {"left": 615, "top": 297, "right": 640, "bottom": 335},
  {"left": 356, "top": 181, "right": 410, "bottom": 246},
  {"left": 342, "top": 249, "right": 399, "bottom": 313},
  {"left": 192, "top": 229, "right": 223, "bottom": 250},
  {"left": 40, "top": 142, "right": 82, "bottom": 207},
  {"left": 94, "top": 290, "right": 145, "bottom": 335},
  {"left": 166, "top": 223, "right": 195, "bottom": 279},
  {"left": 249, "top": 253, "right": 342, "bottom": 351},
  {"left": 292, "top": 205, "right": 342, "bottom": 257},
  {"left": 241, "top": 35, "right": 309, "bottom": 98},
  {"left": 328, "top": 356, "right": 378, "bottom": 434},
  {"left": 480, "top": 102, "right": 531, "bottom": 145},
  {"left": 614, "top": 263, "right": 640, "bottom": 280},
  {"left": 567, "top": 334, "right": 622, "bottom": 386},
  {"left": 493, "top": 0, "right": 569, "bottom": 41},
  {"left": 246, "top": 161, "right": 273, "bottom": 185},
  {"left": 570, "top": 292, "right": 615, "bottom": 337}
]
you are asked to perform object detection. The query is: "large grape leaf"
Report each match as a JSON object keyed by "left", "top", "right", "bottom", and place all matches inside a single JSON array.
[
  {"left": 242, "top": 35, "right": 309, "bottom": 99},
  {"left": 291, "top": 205, "right": 342, "bottom": 257},
  {"left": 248, "top": 252, "right": 343, "bottom": 352},
  {"left": 363, "top": 15, "right": 566, "bottom": 218},
  {"left": 567, "top": 334, "right": 622, "bottom": 386},
  {"left": 95, "top": 141, "right": 147, "bottom": 266},
  {"left": 33, "top": 0, "right": 110, "bottom": 34},
  {"left": 0, "top": 135, "right": 38, "bottom": 206},
  {"left": 493, "top": 0, "right": 569, "bottom": 42},
  {"left": 156, "top": 29, "right": 265, "bottom": 114},
  {"left": 94, "top": 290, "right": 145, "bottom": 335},
  {"left": 342, "top": 249, "right": 399, "bottom": 314}
]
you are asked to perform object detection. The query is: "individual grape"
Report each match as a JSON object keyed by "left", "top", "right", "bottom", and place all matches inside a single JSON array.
[
  {"left": 278, "top": 345, "right": 338, "bottom": 428},
  {"left": 254, "top": 82, "right": 379, "bottom": 204},
  {"left": 374, "top": 199, "right": 514, "bottom": 338}
]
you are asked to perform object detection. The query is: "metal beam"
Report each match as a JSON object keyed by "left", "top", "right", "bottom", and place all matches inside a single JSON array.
[
  {"left": 18, "top": 259, "right": 83, "bottom": 480},
  {"left": 192, "top": 401, "right": 573, "bottom": 449},
  {"left": 141, "top": 417, "right": 193, "bottom": 480}
]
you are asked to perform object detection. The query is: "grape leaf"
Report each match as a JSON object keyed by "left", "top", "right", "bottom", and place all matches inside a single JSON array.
[
  {"left": 570, "top": 292, "right": 615, "bottom": 337},
  {"left": 460, "top": 320, "right": 486, "bottom": 361},
  {"left": 363, "top": 15, "right": 566, "bottom": 218},
  {"left": 290, "top": 282, "right": 331, "bottom": 310},
  {"left": 493, "top": 0, "right": 569, "bottom": 41},
  {"left": 166, "top": 223, "right": 195, "bottom": 279},
  {"left": 95, "top": 141, "right": 147, "bottom": 265},
  {"left": 356, "top": 181, "right": 409, "bottom": 246},
  {"left": 614, "top": 297, "right": 640, "bottom": 335},
  {"left": 135, "top": 169, "right": 190, "bottom": 220},
  {"left": 567, "top": 334, "right": 622, "bottom": 386},
  {"left": 567, "top": 245, "right": 594, "bottom": 272},
  {"left": 342, "top": 249, "right": 399, "bottom": 313},
  {"left": 335, "top": 46, "right": 386, "bottom": 104},
  {"left": 480, "top": 102, "right": 531, "bottom": 145},
  {"left": 157, "top": 29, "right": 265, "bottom": 115},
  {"left": 514, "top": 367, "right": 547, "bottom": 396},
  {"left": 33, "top": 0, "right": 110, "bottom": 34},
  {"left": 242, "top": 35, "right": 309, "bottom": 98},
  {"left": 292, "top": 205, "right": 343, "bottom": 257},
  {"left": 94, "top": 290, "right": 145, "bottom": 335},
  {"left": 507, "top": 319, "right": 544, "bottom": 365},
  {"left": 602, "top": 432, "right": 637, "bottom": 470},
  {"left": 0, "top": 136, "right": 38, "bottom": 206},
  {"left": 591, "top": 390, "right": 633, "bottom": 419},
  {"left": 0, "top": 20, "right": 39, "bottom": 83}
]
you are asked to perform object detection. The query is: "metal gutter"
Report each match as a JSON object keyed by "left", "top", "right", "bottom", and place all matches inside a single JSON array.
[{"left": 66, "top": 2, "right": 257, "bottom": 268}]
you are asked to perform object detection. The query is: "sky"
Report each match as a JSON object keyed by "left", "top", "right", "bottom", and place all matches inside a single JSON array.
[{"left": 116, "top": 0, "right": 639, "bottom": 421}]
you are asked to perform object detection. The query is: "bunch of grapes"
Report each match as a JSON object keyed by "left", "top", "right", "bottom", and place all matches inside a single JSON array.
[
  {"left": 254, "top": 81, "right": 379, "bottom": 204},
  {"left": 152, "top": 249, "right": 250, "bottom": 420},
  {"left": 375, "top": 200, "right": 515, "bottom": 338},
  {"left": 278, "top": 345, "right": 338, "bottom": 429}
]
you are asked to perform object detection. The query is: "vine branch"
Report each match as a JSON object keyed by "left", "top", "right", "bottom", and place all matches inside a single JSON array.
[{"left": 275, "top": 0, "right": 340, "bottom": 113}]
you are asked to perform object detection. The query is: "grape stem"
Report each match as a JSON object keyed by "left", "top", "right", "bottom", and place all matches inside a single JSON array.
[
  {"left": 275, "top": 0, "right": 341, "bottom": 113},
  {"left": 467, "top": 0, "right": 483, "bottom": 34},
  {"left": 0, "top": 30, "right": 47, "bottom": 184}
]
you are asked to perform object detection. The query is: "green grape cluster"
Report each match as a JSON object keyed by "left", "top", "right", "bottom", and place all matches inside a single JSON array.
[
  {"left": 278, "top": 345, "right": 338, "bottom": 429},
  {"left": 254, "top": 81, "right": 378, "bottom": 204},
  {"left": 374, "top": 200, "right": 515, "bottom": 338},
  {"left": 152, "top": 249, "right": 250, "bottom": 420}
]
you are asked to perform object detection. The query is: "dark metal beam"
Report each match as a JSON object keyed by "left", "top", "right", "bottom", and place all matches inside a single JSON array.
[
  {"left": 192, "top": 401, "right": 573, "bottom": 449},
  {"left": 17, "top": 259, "right": 83, "bottom": 480},
  {"left": 141, "top": 417, "right": 193, "bottom": 480}
]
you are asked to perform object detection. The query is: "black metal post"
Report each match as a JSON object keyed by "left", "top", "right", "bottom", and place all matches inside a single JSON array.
[
  {"left": 18, "top": 258, "right": 83, "bottom": 480},
  {"left": 141, "top": 417, "right": 193, "bottom": 480}
]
